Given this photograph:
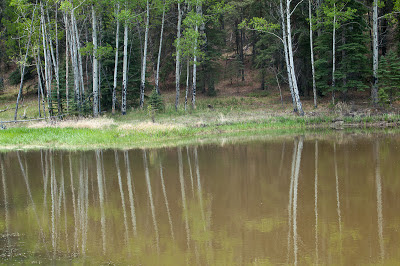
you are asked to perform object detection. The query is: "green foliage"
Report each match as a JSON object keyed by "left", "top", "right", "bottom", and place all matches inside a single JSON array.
[
  {"left": 148, "top": 89, "right": 164, "bottom": 112},
  {"left": 314, "top": 0, "right": 369, "bottom": 97},
  {"left": 8, "top": 66, "right": 34, "bottom": 85},
  {"left": 319, "top": 0, "right": 357, "bottom": 29},
  {"left": 96, "top": 10, "right": 141, "bottom": 112},
  {"left": 207, "top": 78, "right": 217, "bottom": 96},
  {"left": 378, "top": 50, "right": 400, "bottom": 105},
  {"left": 248, "top": 90, "right": 269, "bottom": 98},
  {"left": 255, "top": 32, "right": 279, "bottom": 69},
  {"left": 239, "top": 17, "right": 280, "bottom": 33},
  {"left": 0, "top": 77, "right": 4, "bottom": 94},
  {"left": 80, "top": 43, "right": 114, "bottom": 59},
  {"left": 8, "top": 68, "right": 21, "bottom": 85},
  {"left": 197, "top": 6, "right": 225, "bottom": 95}
]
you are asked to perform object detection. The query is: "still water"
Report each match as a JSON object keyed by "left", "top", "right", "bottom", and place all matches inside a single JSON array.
[{"left": 1, "top": 134, "right": 400, "bottom": 264}]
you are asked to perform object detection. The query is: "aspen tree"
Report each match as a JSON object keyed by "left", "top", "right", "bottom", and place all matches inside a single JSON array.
[
  {"left": 155, "top": 0, "right": 166, "bottom": 95},
  {"left": 92, "top": 4, "right": 99, "bottom": 116},
  {"left": 175, "top": 0, "right": 183, "bottom": 110},
  {"left": 112, "top": 4, "right": 120, "bottom": 115},
  {"left": 139, "top": 0, "right": 150, "bottom": 108}
]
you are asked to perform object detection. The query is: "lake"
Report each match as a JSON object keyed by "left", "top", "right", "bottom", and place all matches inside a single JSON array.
[{"left": 0, "top": 133, "right": 400, "bottom": 264}]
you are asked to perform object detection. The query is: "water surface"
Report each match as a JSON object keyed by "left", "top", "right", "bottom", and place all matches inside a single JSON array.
[{"left": 1, "top": 134, "right": 400, "bottom": 264}]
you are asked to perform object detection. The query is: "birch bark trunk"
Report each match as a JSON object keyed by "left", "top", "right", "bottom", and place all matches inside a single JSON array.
[
  {"left": 92, "top": 5, "right": 99, "bottom": 116},
  {"left": 286, "top": 0, "right": 304, "bottom": 115},
  {"left": 40, "top": 1, "right": 53, "bottom": 117},
  {"left": 54, "top": 8, "right": 61, "bottom": 114},
  {"left": 72, "top": 11, "right": 85, "bottom": 100},
  {"left": 192, "top": 0, "right": 200, "bottom": 109},
  {"left": 112, "top": 5, "right": 120, "bottom": 115},
  {"left": 140, "top": 0, "right": 150, "bottom": 108},
  {"left": 175, "top": 2, "right": 183, "bottom": 110},
  {"left": 309, "top": 0, "right": 317, "bottom": 108},
  {"left": 66, "top": 11, "right": 80, "bottom": 113},
  {"left": 35, "top": 50, "right": 43, "bottom": 117},
  {"left": 121, "top": 20, "right": 128, "bottom": 115},
  {"left": 69, "top": 10, "right": 81, "bottom": 112},
  {"left": 372, "top": 0, "right": 379, "bottom": 104},
  {"left": 332, "top": 3, "right": 336, "bottom": 105},
  {"left": 46, "top": 7, "right": 61, "bottom": 115},
  {"left": 185, "top": 60, "right": 190, "bottom": 111},
  {"left": 65, "top": 26, "right": 69, "bottom": 113},
  {"left": 155, "top": 0, "right": 166, "bottom": 95},
  {"left": 279, "top": 0, "right": 297, "bottom": 112},
  {"left": 37, "top": 51, "right": 47, "bottom": 117}
]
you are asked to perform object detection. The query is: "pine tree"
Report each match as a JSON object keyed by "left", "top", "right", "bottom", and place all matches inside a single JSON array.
[{"left": 378, "top": 50, "right": 400, "bottom": 105}]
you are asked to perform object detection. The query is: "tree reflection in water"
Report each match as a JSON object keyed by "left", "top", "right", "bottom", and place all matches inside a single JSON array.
[{"left": 0, "top": 136, "right": 398, "bottom": 264}]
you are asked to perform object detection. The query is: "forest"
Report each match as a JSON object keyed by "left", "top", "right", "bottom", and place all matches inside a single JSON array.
[{"left": 0, "top": 0, "right": 400, "bottom": 119}]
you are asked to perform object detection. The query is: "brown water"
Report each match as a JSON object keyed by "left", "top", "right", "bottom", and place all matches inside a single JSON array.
[{"left": 1, "top": 134, "right": 400, "bottom": 265}]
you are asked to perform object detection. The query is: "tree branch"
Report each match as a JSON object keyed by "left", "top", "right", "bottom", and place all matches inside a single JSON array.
[
  {"left": 290, "top": 0, "right": 306, "bottom": 17},
  {"left": 242, "top": 27, "right": 284, "bottom": 44},
  {"left": 378, "top": 11, "right": 400, "bottom": 20}
]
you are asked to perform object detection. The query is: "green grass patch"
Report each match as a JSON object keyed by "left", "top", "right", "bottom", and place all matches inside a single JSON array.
[
  {"left": 247, "top": 90, "right": 270, "bottom": 98},
  {"left": 1, "top": 114, "right": 399, "bottom": 150}
]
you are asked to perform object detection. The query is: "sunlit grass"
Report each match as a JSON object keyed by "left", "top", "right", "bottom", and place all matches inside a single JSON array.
[{"left": 1, "top": 91, "right": 400, "bottom": 150}]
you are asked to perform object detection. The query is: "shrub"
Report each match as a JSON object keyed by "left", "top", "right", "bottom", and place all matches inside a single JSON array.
[
  {"left": 0, "top": 77, "right": 4, "bottom": 93},
  {"left": 148, "top": 89, "right": 164, "bottom": 112},
  {"left": 8, "top": 69, "right": 21, "bottom": 85},
  {"left": 8, "top": 67, "right": 34, "bottom": 85}
]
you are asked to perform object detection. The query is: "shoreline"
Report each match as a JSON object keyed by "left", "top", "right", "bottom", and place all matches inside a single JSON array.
[{"left": 1, "top": 113, "right": 400, "bottom": 150}]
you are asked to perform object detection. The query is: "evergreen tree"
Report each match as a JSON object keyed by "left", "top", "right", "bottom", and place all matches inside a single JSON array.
[
  {"left": 378, "top": 50, "right": 400, "bottom": 105},
  {"left": 314, "top": 0, "right": 367, "bottom": 102}
]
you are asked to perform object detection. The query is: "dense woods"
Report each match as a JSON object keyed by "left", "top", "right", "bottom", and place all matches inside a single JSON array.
[{"left": 1, "top": 0, "right": 400, "bottom": 119}]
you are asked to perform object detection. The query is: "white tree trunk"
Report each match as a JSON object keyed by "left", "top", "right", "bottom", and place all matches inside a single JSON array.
[
  {"left": 309, "top": 0, "right": 317, "bottom": 108},
  {"left": 185, "top": 60, "right": 190, "bottom": 111},
  {"left": 175, "top": 2, "right": 183, "bottom": 110},
  {"left": 279, "top": 0, "right": 296, "bottom": 112},
  {"left": 286, "top": 0, "right": 304, "bottom": 115},
  {"left": 121, "top": 21, "right": 128, "bottom": 115},
  {"left": 46, "top": 7, "right": 61, "bottom": 115},
  {"left": 192, "top": 53, "right": 197, "bottom": 109},
  {"left": 155, "top": 0, "right": 166, "bottom": 95},
  {"left": 372, "top": 0, "right": 379, "bottom": 104},
  {"left": 98, "top": 19, "right": 102, "bottom": 115},
  {"left": 35, "top": 51, "right": 44, "bottom": 117},
  {"left": 112, "top": 4, "right": 120, "bottom": 115},
  {"left": 40, "top": 2, "right": 52, "bottom": 116},
  {"left": 332, "top": 3, "right": 336, "bottom": 105},
  {"left": 72, "top": 11, "right": 85, "bottom": 99},
  {"left": 92, "top": 5, "right": 99, "bottom": 116},
  {"left": 140, "top": 0, "right": 150, "bottom": 108},
  {"left": 66, "top": 11, "right": 80, "bottom": 112},
  {"left": 65, "top": 26, "right": 69, "bottom": 113},
  {"left": 70, "top": 10, "right": 81, "bottom": 112},
  {"left": 38, "top": 56, "right": 46, "bottom": 117},
  {"left": 54, "top": 8, "right": 61, "bottom": 114},
  {"left": 192, "top": 1, "right": 200, "bottom": 109}
]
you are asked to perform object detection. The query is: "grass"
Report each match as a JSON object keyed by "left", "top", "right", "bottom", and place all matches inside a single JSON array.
[
  {"left": 0, "top": 120, "right": 303, "bottom": 150},
  {"left": 1, "top": 113, "right": 399, "bottom": 150},
  {"left": 1, "top": 88, "right": 400, "bottom": 150}
]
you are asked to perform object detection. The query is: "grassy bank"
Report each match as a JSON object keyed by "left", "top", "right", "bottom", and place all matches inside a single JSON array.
[
  {"left": 1, "top": 91, "right": 400, "bottom": 150},
  {"left": 1, "top": 112, "right": 400, "bottom": 150}
]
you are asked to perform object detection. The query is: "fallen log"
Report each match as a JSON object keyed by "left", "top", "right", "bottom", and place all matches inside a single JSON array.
[{"left": 0, "top": 107, "right": 11, "bottom": 113}]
